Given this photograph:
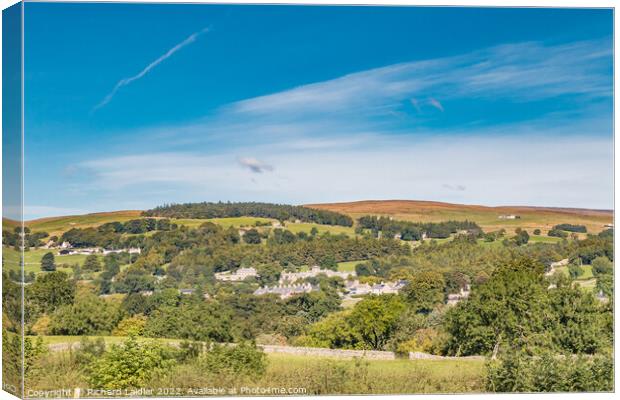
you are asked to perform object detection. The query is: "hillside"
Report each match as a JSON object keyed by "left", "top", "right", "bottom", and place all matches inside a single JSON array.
[
  {"left": 24, "top": 210, "right": 142, "bottom": 237},
  {"left": 305, "top": 200, "right": 613, "bottom": 234}
]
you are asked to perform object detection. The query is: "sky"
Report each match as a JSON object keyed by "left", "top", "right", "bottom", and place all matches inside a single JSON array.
[{"left": 21, "top": 4, "right": 613, "bottom": 219}]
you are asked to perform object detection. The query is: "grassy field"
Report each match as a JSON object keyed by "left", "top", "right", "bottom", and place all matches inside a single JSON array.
[
  {"left": 259, "top": 353, "right": 485, "bottom": 394},
  {"left": 556, "top": 264, "right": 594, "bottom": 280},
  {"left": 2, "top": 247, "right": 103, "bottom": 275},
  {"left": 337, "top": 260, "right": 368, "bottom": 272},
  {"left": 174, "top": 216, "right": 275, "bottom": 229},
  {"left": 308, "top": 200, "right": 612, "bottom": 234}
]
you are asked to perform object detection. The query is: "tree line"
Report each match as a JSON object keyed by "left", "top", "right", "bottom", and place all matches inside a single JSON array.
[
  {"left": 143, "top": 202, "right": 354, "bottom": 227},
  {"left": 357, "top": 216, "right": 481, "bottom": 240}
]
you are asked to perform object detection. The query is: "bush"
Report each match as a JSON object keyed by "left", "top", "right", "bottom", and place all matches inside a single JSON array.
[
  {"left": 75, "top": 337, "right": 106, "bottom": 366},
  {"left": 533, "top": 229, "right": 541, "bottom": 235},
  {"left": 112, "top": 315, "right": 147, "bottom": 337},
  {"left": 87, "top": 336, "right": 177, "bottom": 389},
  {"left": 200, "top": 342, "right": 267, "bottom": 379},
  {"left": 486, "top": 351, "right": 613, "bottom": 392},
  {"left": 554, "top": 224, "right": 587, "bottom": 233},
  {"left": 548, "top": 229, "right": 568, "bottom": 238}
]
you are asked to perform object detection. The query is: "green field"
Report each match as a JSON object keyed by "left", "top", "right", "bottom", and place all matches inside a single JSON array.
[
  {"left": 556, "top": 264, "right": 594, "bottom": 280},
  {"left": 173, "top": 217, "right": 357, "bottom": 238},
  {"left": 528, "top": 235, "right": 564, "bottom": 244},
  {"left": 175, "top": 216, "right": 275, "bottom": 229},
  {"left": 337, "top": 260, "right": 363, "bottom": 272},
  {"left": 3, "top": 247, "right": 103, "bottom": 275},
  {"left": 284, "top": 221, "right": 356, "bottom": 236}
]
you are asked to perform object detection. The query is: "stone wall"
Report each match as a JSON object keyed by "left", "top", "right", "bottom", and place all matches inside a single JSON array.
[
  {"left": 260, "top": 345, "right": 396, "bottom": 360},
  {"left": 408, "top": 351, "right": 484, "bottom": 360}
]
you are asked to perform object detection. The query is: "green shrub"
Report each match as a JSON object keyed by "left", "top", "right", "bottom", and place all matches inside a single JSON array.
[
  {"left": 87, "top": 336, "right": 177, "bottom": 389},
  {"left": 199, "top": 342, "right": 267, "bottom": 379},
  {"left": 486, "top": 351, "right": 613, "bottom": 392}
]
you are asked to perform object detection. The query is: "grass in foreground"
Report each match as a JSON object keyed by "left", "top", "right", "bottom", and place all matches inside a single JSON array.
[{"left": 28, "top": 342, "right": 485, "bottom": 395}]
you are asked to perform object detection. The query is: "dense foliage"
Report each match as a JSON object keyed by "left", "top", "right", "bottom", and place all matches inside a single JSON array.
[
  {"left": 553, "top": 223, "right": 587, "bottom": 233},
  {"left": 357, "top": 216, "right": 481, "bottom": 239},
  {"left": 144, "top": 202, "right": 354, "bottom": 226}
]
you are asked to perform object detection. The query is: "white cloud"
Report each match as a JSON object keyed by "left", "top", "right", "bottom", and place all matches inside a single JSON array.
[
  {"left": 58, "top": 37, "right": 612, "bottom": 214},
  {"left": 238, "top": 157, "right": 274, "bottom": 173},
  {"left": 73, "top": 131, "right": 612, "bottom": 210}
]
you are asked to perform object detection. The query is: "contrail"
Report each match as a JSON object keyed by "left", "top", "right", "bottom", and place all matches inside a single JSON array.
[{"left": 92, "top": 27, "right": 209, "bottom": 112}]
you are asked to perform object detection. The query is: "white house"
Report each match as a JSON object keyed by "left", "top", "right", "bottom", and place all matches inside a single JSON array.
[{"left": 498, "top": 215, "right": 520, "bottom": 220}]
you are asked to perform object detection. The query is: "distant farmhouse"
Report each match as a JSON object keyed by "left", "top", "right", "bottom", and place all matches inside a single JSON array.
[
  {"left": 254, "top": 283, "right": 317, "bottom": 299},
  {"left": 215, "top": 267, "right": 259, "bottom": 282},
  {"left": 498, "top": 214, "right": 520, "bottom": 220},
  {"left": 280, "top": 265, "right": 355, "bottom": 284},
  {"left": 446, "top": 285, "right": 471, "bottom": 306}
]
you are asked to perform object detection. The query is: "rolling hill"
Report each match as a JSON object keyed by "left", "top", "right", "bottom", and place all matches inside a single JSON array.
[{"left": 305, "top": 200, "right": 613, "bottom": 234}]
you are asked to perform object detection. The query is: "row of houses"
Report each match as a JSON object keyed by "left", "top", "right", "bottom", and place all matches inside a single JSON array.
[
  {"left": 344, "top": 279, "right": 407, "bottom": 296},
  {"left": 58, "top": 247, "right": 141, "bottom": 256},
  {"left": 253, "top": 283, "right": 317, "bottom": 299},
  {"left": 280, "top": 266, "right": 355, "bottom": 284}
]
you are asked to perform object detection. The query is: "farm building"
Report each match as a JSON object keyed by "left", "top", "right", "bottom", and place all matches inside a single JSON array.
[{"left": 498, "top": 215, "right": 520, "bottom": 220}]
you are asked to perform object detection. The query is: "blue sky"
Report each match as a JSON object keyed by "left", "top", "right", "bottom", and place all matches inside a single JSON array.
[{"left": 22, "top": 4, "right": 613, "bottom": 219}]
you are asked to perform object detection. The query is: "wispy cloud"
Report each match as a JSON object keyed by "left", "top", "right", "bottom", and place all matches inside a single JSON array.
[
  {"left": 428, "top": 98, "right": 444, "bottom": 112},
  {"left": 92, "top": 27, "right": 209, "bottom": 112},
  {"left": 56, "top": 37, "right": 613, "bottom": 215},
  {"left": 238, "top": 157, "right": 274, "bottom": 173},
  {"left": 229, "top": 38, "right": 611, "bottom": 120}
]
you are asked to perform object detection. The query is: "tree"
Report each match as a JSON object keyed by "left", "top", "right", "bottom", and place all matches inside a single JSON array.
[
  {"left": 49, "top": 294, "right": 123, "bottom": 335},
  {"left": 591, "top": 256, "right": 613, "bottom": 276},
  {"left": 83, "top": 254, "right": 102, "bottom": 272},
  {"left": 257, "top": 263, "right": 282, "bottom": 286},
  {"left": 243, "top": 229, "right": 261, "bottom": 244},
  {"left": 568, "top": 263, "right": 584, "bottom": 279},
  {"left": 514, "top": 229, "right": 530, "bottom": 246},
  {"left": 402, "top": 271, "right": 445, "bottom": 313},
  {"left": 348, "top": 295, "right": 405, "bottom": 350},
  {"left": 40, "top": 252, "right": 56, "bottom": 272},
  {"left": 27, "top": 271, "right": 76, "bottom": 314},
  {"left": 444, "top": 258, "right": 550, "bottom": 357}
]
